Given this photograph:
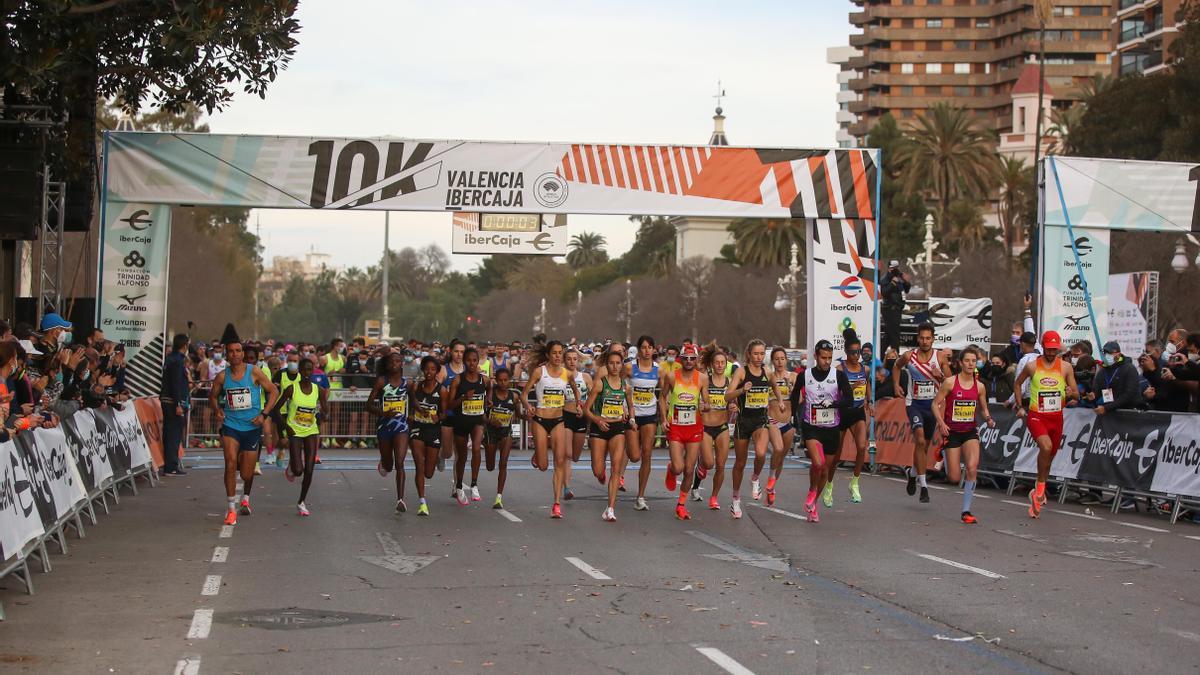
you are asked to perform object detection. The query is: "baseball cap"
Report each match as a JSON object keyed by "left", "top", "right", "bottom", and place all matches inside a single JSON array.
[
  {"left": 18, "top": 339, "right": 42, "bottom": 355},
  {"left": 1102, "top": 341, "right": 1121, "bottom": 354},
  {"left": 888, "top": 260, "right": 900, "bottom": 269},
  {"left": 1041, "top": 331, "right": 1062, "bottom": 349},
  {"left": 39, "top": 312, "right": 72, "bottom": 331}
]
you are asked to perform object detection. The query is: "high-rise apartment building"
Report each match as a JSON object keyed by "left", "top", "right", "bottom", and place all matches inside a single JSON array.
[
  {"left": 1113, "top": 0, "right": 1189, "bottom": 76},
  {"left": 847, "top": 0, "right": 1112, "bottom": 142},
  {"left": 827, "top": 46, "right": 863, "bottom": 148}
]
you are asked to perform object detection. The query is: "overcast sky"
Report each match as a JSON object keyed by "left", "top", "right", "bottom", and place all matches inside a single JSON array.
[{"left": 208, "top": 0, "right": 852, "bottom": 273}]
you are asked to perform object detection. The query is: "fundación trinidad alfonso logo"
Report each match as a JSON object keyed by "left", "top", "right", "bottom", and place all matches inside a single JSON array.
[
  {"left": 830, "top": 276, "right": 863, "bottom": 299},
  {"left": 534, "top": 173, "right": 569, "bottom": 208}
]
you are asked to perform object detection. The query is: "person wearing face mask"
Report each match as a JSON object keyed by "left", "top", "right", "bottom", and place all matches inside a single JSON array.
[
  {"left": 1085, "top": 342, "right": 1143, "bottom": 414},
  {"left": 321, "top": 338, "right": 347, "bottom": 390},
  {"left": 206, "top": 347, "right": 227, "bottom": 382},
  {"left": 30, "top": 312, "right": 73, "bottom": 382},
  {"left": 1160, "top": 328, "right": 1189, "bottom": 367}
]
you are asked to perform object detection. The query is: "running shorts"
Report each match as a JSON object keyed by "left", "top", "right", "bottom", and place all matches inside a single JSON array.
[
  {"left": 453, "top": 415, "right": 485, "bottom": 438},
  {"left": 667, "top": 422, "right": 703, "bottom": 444},
  {"left": 589, "top": 421, "right": 627, "bottom": 441},
  {"left": 484, "top": 424, "right": 512, "bottom": 446},
  {"left": 221, "top": 425, "right": 262, "bottom": 453},
  {"left": 945, "top": 429, "right": 979, "bottom": 448},
  {"left": 841, "top": 406, "right": 867, "bottom": 429},
  {"left": 1026, "top": 411, "right": 1064, "bottom": 454},
  {"left": 703, "top": 424, "right": 728, "bottom": 441},
  {"left": 564, "top": 410, "right": 589, "bottom": 434},
  {"left": 801, "top": 422, "right": 842, "bottom": 456},
  {"left": 907, "top": 404, "right": 937, "bottom": 442},
  {"left": 377, "top": 416, "right": 409, "bottom": 441},
  {"left": 634, "top": 412, "right": 659, "bottom": 427},
  {"left": 410, "top": 422, "right": 441, "bottom": 448},
  {"left": 773, "top": 418, "right": 794, "bottom": 434},
  {"left": 735, "top": 412, "right": 770, "bottom": 440}
]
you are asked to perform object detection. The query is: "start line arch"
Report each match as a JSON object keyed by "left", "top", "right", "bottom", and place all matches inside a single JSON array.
[{"left": 98, "top": 131, "right": 883, "bottom": 395}]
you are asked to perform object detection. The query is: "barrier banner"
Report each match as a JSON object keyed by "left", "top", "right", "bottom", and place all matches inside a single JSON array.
[
  {"left": 926, "top": 297, "right": 992, "bottom": 349},
  {"left": 1150, "top": 413, "right": 1200, "bottom": 497},
  {"left": 61, "top": 411, "right": 114, "bottom": 493},
  {"left": 807, "top": 218, "right": 878, "bottom": 359},
  {"left": 0, "top": 440, "right": 45, "bottom": 562},
  {"left": 113, "top": 404, "right": 154, "bottom": 470},
  {"left": 14, "top": 428, "right": 87, "bottom": 530},
  {"left": 92, "top": 407, "right": 132, "bottom": 479},
  {"left": 98, "top": 201, "right": 172, "bottom": 398},
  {"left": 133, "top": 398, "right": 165, "bottom": 468},
  {"left": 839, "top": 398, "right": 939, "bottom": 467}
]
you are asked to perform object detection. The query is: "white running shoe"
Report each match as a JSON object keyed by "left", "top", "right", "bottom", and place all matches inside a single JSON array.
[
  {"left": 751, "top": 478, "right": 762, "bottom": 501},
  {"left": 731, "top": 497, "right": 743, "bottom": 519},
  {"left": 602, "top": 507, "right": 616, "bottom": 522},
  {"left": 470, "top": 485, "right": 481, "bottom": 501},
  {"left": 377, "top": 462, "right": 388, "bottom": 477},
  {"left": 455, "top": 488, "right": 468, "bottom": 505},
  {"left": 634, "top": 497, "right": 649, "bottom": 511},
  {"left": 395, "top": 499, "right": 407, "bottom": 513},
  {"left": 691, "top": 487, "right": 703, "bottom": 502},
  {"left": 297, "top": 502, "right": 310, "bottom": 517}
]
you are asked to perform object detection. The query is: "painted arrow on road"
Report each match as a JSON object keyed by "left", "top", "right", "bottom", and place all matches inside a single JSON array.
[
  {"left": 686, "top": 530, "right": 790, "bottom": 573},
  {"left": 358, "top": 532, "right": 440, "bottom": 575}
]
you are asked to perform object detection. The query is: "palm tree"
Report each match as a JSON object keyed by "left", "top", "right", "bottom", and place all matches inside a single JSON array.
[
  {"left": 566, "top": 231, "right": 608, "bottom": 269},
  {"left": 1046, "top": 105, "right": 1083, "bottom": 156},
  {"left": 944, "top": 200, "right": 989, "bottom": 253},
  {"left": 1078, "top": 73, "right": 1114, "bottom": 107},
  {"left": 895, "top": 102, "right": 1001, "bottom": 232},
  {"left": 727, "top": 218, "right": 804, "bottom": 267},
  {"left": 996, "top": 156, "right": 1032, "bottom": 266}
]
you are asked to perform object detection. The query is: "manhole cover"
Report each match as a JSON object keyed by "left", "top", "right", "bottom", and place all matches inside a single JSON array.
[{"left": 216, "top": 608, "right": 399, "bottom": 630}]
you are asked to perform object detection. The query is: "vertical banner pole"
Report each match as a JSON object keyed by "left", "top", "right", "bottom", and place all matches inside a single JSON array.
[
  {"left": 869, "top": 148, "right": 884, "bottom": 464},
  {"left": 96, "top": 131, "right": 111, "bottom": 324},
  {"left": 1049, "top": 156, "right": 1104, "bottom": 349}
]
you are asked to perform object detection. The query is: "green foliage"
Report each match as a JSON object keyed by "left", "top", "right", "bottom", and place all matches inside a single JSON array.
[
  {"left": 727, "top": 219, "right": 803, "bottom": 267},
  {"left": 569, "top": 261, "right": 622, "bottom": 296},
  {"left": 266, "top": 275, "right": 321, "bottom": 343},
  {"left": 943, "top": 199, "right": 992, "bottom": 253},
  {"left": 566, "top": 231, "right": 609, "bottom": 270},
  {"left": 868, "top": 114, "right": 928, "bottom": 263},
  {"left": 615, "top": 216, "right": 675, "bottom": 277}
]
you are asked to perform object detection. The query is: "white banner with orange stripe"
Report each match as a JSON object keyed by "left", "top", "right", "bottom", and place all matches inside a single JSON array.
[{"left": 105, "top": 132, "right": 879, "bottom": 219}]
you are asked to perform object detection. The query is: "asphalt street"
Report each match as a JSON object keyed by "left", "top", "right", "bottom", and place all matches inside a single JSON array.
[{"left": 2, "top": 450, "right": 1199, "bottom": 675}]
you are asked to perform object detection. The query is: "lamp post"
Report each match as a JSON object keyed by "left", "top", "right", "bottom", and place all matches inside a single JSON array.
[
  {"left": 923, "top": 213, "right": 935, "bottom": 298},
  {"left": 382, "top": 211, "right": 391, "bottom": 339},
  {"left": 624, "top": 278, "right": 632, "bottom": 344}
]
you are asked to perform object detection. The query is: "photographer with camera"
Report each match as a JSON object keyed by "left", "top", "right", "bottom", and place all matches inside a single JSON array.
[{"left": 880, "top": 260, "right": 910, "bottom": 354}]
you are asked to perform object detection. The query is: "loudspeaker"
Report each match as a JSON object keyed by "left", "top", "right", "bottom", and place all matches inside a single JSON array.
[{"left": 0, "top": 128, "right": 43, "bottom": 241}]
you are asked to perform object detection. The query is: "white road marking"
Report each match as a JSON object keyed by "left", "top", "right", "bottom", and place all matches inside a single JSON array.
[
  {"left": 1163, "top": 627, "right": 1200, "bottom": 642},
  {"left": 692, "top": 644, "right": 756, "bottom": 675},
  {"left": 908, "top": 551, "right": 1006, "bottom": 579},
  {"left": 496, "top": 508, "right": 522, "bottom": 523},
  {"left": 564, "top": 556, "right": 611, "bottom": 580},
  {"left": 219, "top": 525, "right": 233, "bottom": 538},
  {"left": 1185, "top": 535, "right": 1200, "bottom": 542},
  {"left": 686, "top": 530, "right": 790, "bottom": 572},
  {"left": 749, "top": 503, "right": 805, "bottom": 520},
  {"left": 187, "top": 609, "right": 213, "bottom": 639},
  {"left": 173, "top": 656, "right": 201, "bottom": 675},
  {"left": 1048, "top": 508, "right": 1104, "bottom": 520},
  {"left": 201, "top": 574, "right": 222, "bottom": 596},
  {"left": 995, "top": 529, "right": 1048, "bottom": 543},
  {"left": 1115, "top": 521, "right": 1169, "bottom": 533},
  {"left": 1002, "top": 499, "right": 1029, "bottom": 508},
  {"left": 376, "top": 531, "right": 403, "bottom": 556},
  {"left": 211, "top": 546, "right": 229, "bottom": 563}
]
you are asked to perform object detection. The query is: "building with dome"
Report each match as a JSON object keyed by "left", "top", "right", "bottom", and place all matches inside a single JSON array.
[{"left": 670, "top": 106, "right": 735, "bottom": 264}]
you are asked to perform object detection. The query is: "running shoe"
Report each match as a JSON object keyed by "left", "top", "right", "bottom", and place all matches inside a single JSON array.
[
  {"left": 1028, "top": 488, "right": 1043, "bottom": 519},
  {"left": 551, "top": 503, "right": 563, "bottom": 519},
  {"left": 239, "top": 496, "right": 252, "bottom": 516},
  {"left": 284, "top": 467, "right": 295, "bottom": 483},
  {"left": 821, "top": 483, "right": 834, "bottom": 508},
  {"left": 377, "top": 462, "right": 388, "bottom": 477},
  {"left": 562, "top": 486, "right": 574, "bottom": 501},
  {"left": 618, "top": 475, "right": 626, "bottom": 492},
  {"left": 471, "top": 486, "right": 481, "bottom": 502},
  {"left": 961, "top": 511, "right": 977, "bottom": 524},
  {"left": 396, "top": 499, "right": 407, "bottom": 513},
  {"left": 807, "top": 504, "right": 820, "bottom": 523},
  {"left": 602, "top": 506, "right": 616, "bottom": 522},
  {"left": 906, "top": 470, "right": 917, "bottom": 496},
  {"left": 634, "top": 497, "right": 649, "bottom": 511},
  {"left": 766, "top": 487, "right": 776, "bottom": 507},
  {"left": 675, "top": 504, "right": 691, "bottom": 520},
  {"left": 708, "top": 495, "right": 720, "bottom": 510},
  {"left": 276, "top": 450, "right": 287, "bottom": 467},
  {"left": 849, "top": 479, "right": 862, "bottom": 504},
  {"left": 223, "top": 509, "right": 237, "bottom": 526},
  {"left": 254, "top": 461, "right": 262, "bottom": 476},
  {"left": 665, "top": 470, "right": 677, "bottom": 492},
  {"left": 731, "top": 497, "right": 743, "bottom": 519},
  {"left": 314, "top": 454, "right": 322, "bottom": 464},
  {"left": 297, "top": 502, "right": 310, "bottom": 517},
  {"left": 493, "top": 495, "right": 503, "bottom": 509},
  {"left": 751, "top": 477, "right": 762, "bottom": 501},
  {"left": 455, "top": 488, "right": 468, "bottom": 506},
  {"left": 417, "top": 502, "right": 430, "bottom": 516},
  {"left": 919, "top": 487, "right": 930, "bottom": 503},
  {"left": 804, "top": 493, "right": 818, "bottom": 522},
  {"left": 691, "top": 487, "right": 703, "bottom": 502},
  {"left": 766, "top": 476, "right": 777, "bottom": 492}
]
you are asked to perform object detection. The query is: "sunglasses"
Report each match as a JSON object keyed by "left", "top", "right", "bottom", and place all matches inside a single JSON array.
[
  {"left": 846, "top": 349, "right": 861, "bottom": 355},
  {"left": 680, "top": 356, "right": 698, "bottom": 361}
]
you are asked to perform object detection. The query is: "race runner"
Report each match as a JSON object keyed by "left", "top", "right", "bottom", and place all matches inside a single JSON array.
[
  {"left": 764, "top": 346, "right": 798, "bottom": 507},
  {"left": 725, "top": 339, "right": 783, "bottom": 519},
  {"left": 583, "top": 347, "right": 633, "bottom": 521},
  {"left": 698, "top": 342, "right": 730, "bottom": 510},
  {"left": 408, "top": 356, "right": 445, "bottom": 516},
  {"left": 561, "top": 348, "right": 592, "bottom": 502},
  {"left": 483, "top": 367, "right": 523, "bottom": 509},
  {"left": 447, "top": 348, "right": 489, "bottom": 505},
  {"left": 521, "top": 340, "right": 581, "bottom": 519},
  {"left": 437, "top": 340, "right": 467, "bottom": 471},
  {"left": 209, "top": 330, "right": 279, "bottom": 526},
  {"left": 932, "top": 345, "right": 996, "bottom": 524},
  {"left": 626, "top": 336, "right": 660, "bottom": 512},
  {"left": 798, "top": 339, "right": 853, "bottom": 523},
  {"left": 271, "top": 350, "right": 303, "bottom": 467},
  {"left": 892, "top": 323, "right": 948, "bottom": 504},
  {"left": 1013, "top": 331, "right": 1078, "bottom": 519},
  {"left": 659, "top": 343, "right": 710, "bottom": 520},
  {"left": 367, "top": 351, "right": 413, "bottom": 514},
  {"left": 829, "top": 328, "right": 871, "bottom": 505},
  {"left": 271, "top": 357, "right": 327, "bottom": 516}
]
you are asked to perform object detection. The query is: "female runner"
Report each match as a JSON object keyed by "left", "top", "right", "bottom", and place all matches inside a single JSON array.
[
  {"left": 484, "top": 367, "right": 523, "bottom": 509},
  {"left": 699, "top": 343, "right": 731, "bottom": 510},
  {"left": 825, "top": 329, "right": 871, "bottom": 506},
  {"left": 933, "top": 345, "right": 995, "bottom": 524},
  {"left": 797, "top": 339, "right": 854, "bottom": 523},
  {"left": 367, "top": 351, "right": 414, "bottom": 513},
  {"left": 764, "top": 346, "right": 798, "bottom": 506},
  {"left": 273, "top": 358, "right": 327, "bottom": 516},
  {"left": 447, "top": 348, "right": 488, "bottom": 505},
  {"left": 723, "top": 339, "right": 783, "bottom": 519},
  {"left": 583, "top": 347, "right": 632, "bottom": 521},
  {"left": 560, "top": 348, "right": 592, "bottom": 501},
  {"left": 520, "top": 341, "right": 580, "bottom": 519},
  {"left": 437, "top": 339, "right": 467, "bottom": 469},
  {"left": 626, "top": 335, "right": 661, "bottom": 512},
  {"left": 408, "top": 356, "right": 444, "bottom": 516}
]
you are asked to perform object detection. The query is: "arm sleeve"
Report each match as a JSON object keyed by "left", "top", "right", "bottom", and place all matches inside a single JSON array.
[
  {"left": 835, "top": 371, "right": 854, "bottom": 411},
  {"left": 789, "top": 371, "right": 803, "bottom": 408}
]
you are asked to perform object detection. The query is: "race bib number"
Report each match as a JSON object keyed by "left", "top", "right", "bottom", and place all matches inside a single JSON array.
[
  {"left": 952, "top": 400, "right": 976, "bottom": 423},
  {"left": 542, "top": 389, "right": 564, "bottom": 409},
  {"left": 226, "top": 388, "right": 252, "bottom": 411},
  {"left": 852, "top": 383, "right": 867, "bottom": 402},
  {"left": 814, "top": 406, "right": 836, "bottom": 426},
  {"left": 1038, "top": 391, "right": 1063, "bottom": 413},
  {"left": 914, "top": 381, "right": 936, "bottom": 400},
  {"left": 746, "top": 388, "right": 769, "bottom": 409},
  {"left": 601, "top": 401, "right": 625, "bottom": 419},
  {"left": 462, "top": 397, "right": 484, "bottom": 416},
  {"left": 674, "top": 406, "right": 696, "bottom": 426},
  {"left": 383, "top": 397, "right": 407, "bottom": 415},
  {"left": 632, "top": 388, "right": 655, "bottom": 407},
  {"left": 293, "top": 406, "right": 316, "bottom": 428},
  {"left": 709, "top": 392, "right": 726, "bottom": 408},
  {"left": 414, "top": 404, "right": 436, "bottom": 423},
  {"left": 489, "top": 410, "right": 513, "bottom": 427}
]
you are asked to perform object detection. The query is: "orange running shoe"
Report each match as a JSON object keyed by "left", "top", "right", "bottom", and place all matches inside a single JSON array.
[
  {"left": 1028, "top": 489, "right": 1042, "bottom": 518},
  {"left": 223, "top": 509, "right": 237, "bottom": 526},
  {"left": 708, "top": 495, "right": 720, "bottom": 510},
  {"left": 766, "top": 488, "right": 776, "bottom": 507},
  {"left": 551, "top": 503, "right": 563, "bottom": 519},
  {"left": 766, "top": 476, "right": 777, "bottom": 491},
  {"left": 675, "top": 504, "right": 691, "bottom": 520},
  {"left": 961, "top": 511, "right": 978, "bottom": 524},
  {"left": 618, "top": 476, "right": 626, "bottom": 492},
  {"left": 665, "top": 470, "right": 677, "bottom": 492},
  {"left": 239, "top": 496, "right": 252, "bottom": 516}
]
